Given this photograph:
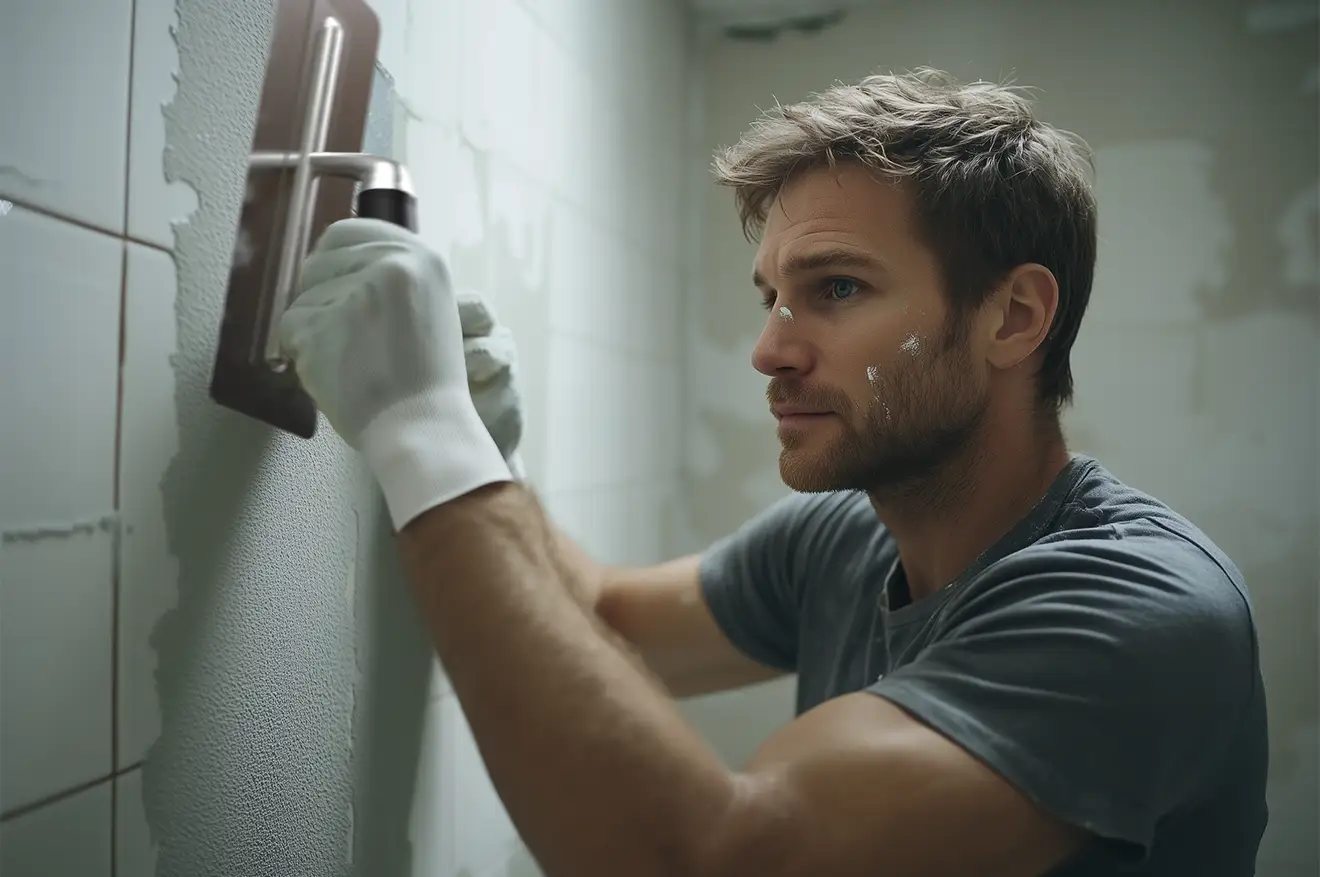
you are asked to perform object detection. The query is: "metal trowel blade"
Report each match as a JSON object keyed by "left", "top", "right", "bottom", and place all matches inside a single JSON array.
[{"left": 209, "top": 0, "right": 380, "bottom": 438}]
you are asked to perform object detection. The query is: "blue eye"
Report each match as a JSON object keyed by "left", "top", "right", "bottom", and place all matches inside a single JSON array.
[{"left": 825, "top": 278, "right": 861, "bottom": 301}]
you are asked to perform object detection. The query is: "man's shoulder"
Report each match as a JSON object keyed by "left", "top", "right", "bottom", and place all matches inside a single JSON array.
[
  {"left": 753, "top": 489, "right": 892, "bottom": 578},
  {"left": 1040, "top": 456, "right": 1250, "bottom": 605},
  {"left": 967, "top": 460, "right": 1256, "bottom": 648},
  {"left": 762, "top": 488, "right": 883, "bottom": 538}
]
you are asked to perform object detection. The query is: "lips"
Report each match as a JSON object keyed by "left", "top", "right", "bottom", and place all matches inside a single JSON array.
[{"left": 771, "top": 405, "right": 831, "bottom": 419}]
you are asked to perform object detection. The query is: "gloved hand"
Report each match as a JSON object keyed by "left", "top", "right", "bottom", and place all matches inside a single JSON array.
[
  {"left": 278, "top": 218, "right": 512, "bottom": 530},
  {"left": 456, "top": 293, "right": 526, "bottom": 480}
]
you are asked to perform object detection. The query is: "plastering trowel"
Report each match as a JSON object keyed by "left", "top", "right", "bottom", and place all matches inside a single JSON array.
[{"left": 210, "top": 0, "right": 417, "bottom": 438}]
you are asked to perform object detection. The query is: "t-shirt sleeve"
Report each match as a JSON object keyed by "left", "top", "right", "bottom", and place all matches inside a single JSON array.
[
  {"left": 698, "top": 491, "right": 829, "bottom": 672},
  {"left": 869, "top": 530, "right": 1259, "bottom": 856}
]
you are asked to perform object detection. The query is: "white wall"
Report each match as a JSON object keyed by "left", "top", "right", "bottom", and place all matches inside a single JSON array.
[
  {"left": 0, "top": 0, "right": 690, "bottom": 875},
  {"left": 4, "top": 0, "right": 1314, "bottom": 873},
  {"left": 683, "top": 1, "right": 1319, "bottom": 875}
]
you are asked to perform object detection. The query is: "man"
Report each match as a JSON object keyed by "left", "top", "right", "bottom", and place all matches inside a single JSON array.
[{"left": 280, "top": 69, "right": 1268, "bottom": 876}]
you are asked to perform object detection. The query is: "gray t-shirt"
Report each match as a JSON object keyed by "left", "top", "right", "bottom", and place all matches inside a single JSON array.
[{"left": 699, "top": 454, "right": 1268, "bottom": 876}]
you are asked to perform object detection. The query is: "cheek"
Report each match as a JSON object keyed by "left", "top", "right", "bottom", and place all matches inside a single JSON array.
[
  {"left": 898, "top": 331, "right": 925, "bottom": 356},
  {"left": 821, "top": 303, "right": 939, "bottom": 401},
  {"left": 859, "top": 329, "right": 930, "bottom": 392}
]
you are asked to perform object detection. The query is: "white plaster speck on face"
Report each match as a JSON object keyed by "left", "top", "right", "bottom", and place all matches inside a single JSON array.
[
  {"left": 778, "top": 305, "right": 793, "bottom": 321},
  {"left": 866, "top": 364, "right": 880, "bottom": 384},
  {"left": 900, "top": 333, "right": 922, "bottom": 355}
]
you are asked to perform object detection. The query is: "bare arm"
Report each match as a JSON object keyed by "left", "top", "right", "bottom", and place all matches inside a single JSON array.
[
  {"left": 400, "top": 482, "right": 1087, "bottom": 877},
  {"left": 546, "top": 521, "right": 785, "bottom": 698},
  {"left": 595, "top": 555, "right": 786, "bottom": 697}
]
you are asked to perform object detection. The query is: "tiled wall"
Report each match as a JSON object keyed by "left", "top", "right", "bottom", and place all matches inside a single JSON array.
[
  {"left": 0, "top": 0, "right": 689, "bottom": 875},
  {"left": 685, "top": 1, "right": 1319, "bottom": 874}
]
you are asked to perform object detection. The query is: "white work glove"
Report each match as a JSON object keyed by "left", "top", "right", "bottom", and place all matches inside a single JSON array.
[
  {"left": 456, "top": 293, "right": 526, "bottom": 481},
  {"left": 278, "top": 218, "right": 512, "bottom": 530}
]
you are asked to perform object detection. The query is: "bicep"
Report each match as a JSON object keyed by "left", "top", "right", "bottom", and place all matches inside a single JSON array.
[
  {"left": 705, "top": 694, "right": 1087, "bottom": 877},
  {"left": 596, "top": 555, "right": 786, "bottom": 697},
  {"left": 702, "top": 546, "right": 1256, "bottom": 877}
]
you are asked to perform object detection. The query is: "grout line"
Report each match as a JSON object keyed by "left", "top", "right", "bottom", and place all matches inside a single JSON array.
[
  {"left": 0, "top": 196, "right": 172, "bottom": 255},
  {"left": 111, "top": 3, "right": 140, "bottom": 871},
  {"left": 124, "top": 232, "right": 171, "bottom": 254},
  {"left": 0, "top": 762, "right": 145, "bottom": 824},
  {"left": 114, "top": 248, "right": 128, "bottom": 512}
]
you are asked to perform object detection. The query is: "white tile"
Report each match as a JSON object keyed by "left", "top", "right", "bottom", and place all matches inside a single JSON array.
[
  {"left": 635, "top": 251, "right": 684, "bottom": 361},
  {"left": 621, "top": 46, "right": 686, "bottom": 262},
  {"left": 484, "top": 162, "right": 553, "bottom": 318},
  {"left": 0, "top": 781, "right": 112, "bottom": 876},
  {"left": 459, "top": 0, "right": 538, "bottom": 157},
  {"left": 126, "top": 0, "right": 199, "bottom": 248},
  {"left": 0, "top": 207, "right": 121, "bottom": 531},
  {"left": 546, "top": 205, "right": 632, "bottom": 347},
  {"left": 404, "top": 121, "right": 485, "bottom": 271},
  {"left": 403, "top": 0, "right": 461, "bottom": 127},
  {"left": 116, "top": 244, "right": 181, "bottom": 767},
  {"left": 0, "top": 527, "right": 114, "bottom": 812},
  {"left": 544, "top": 337, "right": 681, "bottom": 493},
  {"left": 440, "top": 696, "right": 523, "bottom": 876},
  {"left": 114, "top": 768, "right": 157, "bottom": 877},
  {"left": 542, "top": 45, "right": 598, "bottom": 208},
  {"left": 365, "top": 0, "right": 410, "bottom": 92},
  {"left": 545, "top": 207, "right": 683, "bottom": 360},
  {"left": 519, "top": 0, "right": 606, "bottom": 63},
  {"left": 543, "top": 480, "right": 678, "bottom": 567},
  {"left": 407, "top": 695, "right": 547, "bottom": 877},
  {"left": 408, "top": 695, "right": 533, "bottom": 877},
  {"left": 543, "top": 337, "right": 625, "bottom": 493},
  {"left": 576, "top": 73, "right": 630, "bottom": 233},
  {"left": 483, "top": 161, "right": 554, "bottom": 487},
  {"left": 406, "top": 697, "right": 452, "bottom": 876},
  {"left": 528, "top": 28, "right": 576, "bottom": 191},
  {"left": 0, "top": 0, "right": 133, "bottom": 232}
]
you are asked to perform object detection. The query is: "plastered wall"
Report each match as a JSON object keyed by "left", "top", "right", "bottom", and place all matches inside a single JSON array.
[
  {"left": 4, "top": 0, "right": 1314, "bottom": 873},
  {"left": 0, "top": 0, "right": 690, "bottom": 875},
  {"left": 680, "top": 1, "right": 1319, "bottom": 873}
]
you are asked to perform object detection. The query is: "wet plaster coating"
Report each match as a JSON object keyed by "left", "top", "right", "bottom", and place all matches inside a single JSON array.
[{"left": 140, "top": 0, "right": 400, "bottom": 874}]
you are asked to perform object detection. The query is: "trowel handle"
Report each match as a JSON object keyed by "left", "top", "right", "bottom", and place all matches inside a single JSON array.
[{"left": 357, "top": 186, "right": 418, "bottom": 232}]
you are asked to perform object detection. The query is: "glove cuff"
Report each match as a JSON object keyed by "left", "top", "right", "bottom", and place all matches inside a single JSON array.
[{"left": 359, "top": 387, "right": 513, "bottom": 531}]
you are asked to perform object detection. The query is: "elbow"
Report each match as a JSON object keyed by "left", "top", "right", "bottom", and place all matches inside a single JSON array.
[
  {"left": 685, "top": 773, "right": 803, "bottom": 877},
  {"left": 592, "top": 570, "right": 621, "bottom": 625}
]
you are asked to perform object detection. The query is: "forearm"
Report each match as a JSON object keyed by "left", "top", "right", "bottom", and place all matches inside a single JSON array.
[
  {"left": 398, "top": 482, "right": 740, "bottom": 877},
  {"left": 544, "top": 516, "right": 607, "bottom": 615}
]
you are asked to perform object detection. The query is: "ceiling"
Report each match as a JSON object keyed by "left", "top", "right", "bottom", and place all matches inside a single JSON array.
[{"left": 687, "top": 0, "right": 859, "bottom": 27}]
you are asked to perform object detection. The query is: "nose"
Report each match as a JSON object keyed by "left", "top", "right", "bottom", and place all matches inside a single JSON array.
[{"left": 751, "top": 306, "right": 814, "bottom": 377}]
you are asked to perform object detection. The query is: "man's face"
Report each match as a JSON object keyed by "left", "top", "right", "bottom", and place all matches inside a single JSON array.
[{"left": 751, "top": 163, "right": 990, "bottom": 494}]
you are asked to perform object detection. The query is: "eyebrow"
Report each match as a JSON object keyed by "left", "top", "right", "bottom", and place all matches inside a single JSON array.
[{"left": 751, "top": 248, "right": 889, "bottom": 290}]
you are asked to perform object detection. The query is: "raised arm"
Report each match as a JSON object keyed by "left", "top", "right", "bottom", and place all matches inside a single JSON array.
[{"left": 277, "top": 218, "right": 1099, "bottom": 877}]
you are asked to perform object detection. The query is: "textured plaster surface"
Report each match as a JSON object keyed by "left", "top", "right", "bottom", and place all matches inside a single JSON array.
[{"left": 140, "top": 2, "right": 416, "bottom": 874}]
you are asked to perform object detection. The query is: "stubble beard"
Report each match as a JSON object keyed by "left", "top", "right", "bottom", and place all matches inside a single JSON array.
[{"left": 774, "top": 327, "right": 989, "bottom": 498}]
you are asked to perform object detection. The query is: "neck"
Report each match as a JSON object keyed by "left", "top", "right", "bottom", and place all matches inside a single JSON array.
[{"left": 867, "top": 414, "right": 1071, "bottom": 601}]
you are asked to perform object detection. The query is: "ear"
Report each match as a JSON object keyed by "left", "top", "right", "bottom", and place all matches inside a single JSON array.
[{"left": 983, "top": 263, "right": 1058, "bottom": 371}]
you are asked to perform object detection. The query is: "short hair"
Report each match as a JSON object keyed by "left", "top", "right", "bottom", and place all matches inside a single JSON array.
[{"left": 711, "top": 68, "right": 1098, "bottom": 414}]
